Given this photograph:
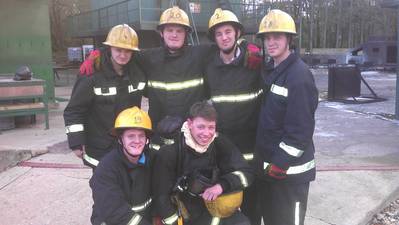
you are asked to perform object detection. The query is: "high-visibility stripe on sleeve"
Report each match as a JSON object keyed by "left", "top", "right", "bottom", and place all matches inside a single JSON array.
[
  {"left": 279, "top": 142, "right": 304, "bottom": 157},
  {"left": 270, "top": 84, "right": 288, "bottom": 97},
  {"left": 210, "top": 217, "right": 221, "bottom": 225},
  {"left": 149, "top": 143, "right": 160, "bottom": 150},
  {"left": 131, "top": 198, "right": 152, "bottom": 212},
  {"left": 128, "top": 82, "right": 146, "bottom": 93},
  {"left": 211, "top": 89, "right": 263, "bottom": 103},
  {"left": 83, "top": 153, "right": 99, "bottom": 167},
  {"left": 65, "top": 124, "right": 84, "bottom": 133},
  {"left": 263, "top": 160, "right": 315, "bottom": 175},
  {"left": 162, "top": 212, "right": 178, "bottom": 225},
  {"left": 93, "top": 87, "right": 117, "bottom": 96},
  {"left": 148, "top": 78, "right": 203, "bottom": 91},
  {"left": 127, "top": 213, "right": 142, "bottom": 225},
  {"left": 232, "top": 171, "right": 248, "bottom": 188},
  {"left": 242, "top": 153, "right": 253, "bottom": 161}
]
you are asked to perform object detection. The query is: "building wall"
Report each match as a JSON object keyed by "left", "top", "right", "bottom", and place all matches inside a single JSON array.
[{"left": 0, "top": 0, "right": 54, "bottom": 99}]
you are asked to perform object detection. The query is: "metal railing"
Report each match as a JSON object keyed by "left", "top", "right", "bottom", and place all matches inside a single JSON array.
[{"left": 67, "top": 0, "right": 267, "bottom": 37}]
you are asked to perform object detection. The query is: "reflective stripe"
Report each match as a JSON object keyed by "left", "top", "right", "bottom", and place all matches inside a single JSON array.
[
  {"left": 127, "top": 213, "right": 142, "bottom": 225},
  {"left": 211, "top": 89, "right": 263, "bottom": 103},
  {"left": 65, "top": 124, "right": 84, "bottom": 133},
  {"left": 242, "top": 153, "right": 253, "bottom": 161},
  {"left": 149, "top": 143, "right": 160, "bottom": 150},
  {"left": 93, "top": 87, "right": 117, "bottom": 96},
  {"left": 263, "top": 160, "right": 315, "bottom": 175},
  {"left": 128, "top": 82, "right": 146, "bottom": 93},
  {"left": 161, "top": 137, "right": 175, "bottom": 145},
  {"left": 270, "top": 84, "right": 288, "bottom": 97},
  {"left": 148, "top": 78, "right": 203, "bottom": 91},
  {"left": 295, "top": 202, "right": 300, "bottom": 225},
  {"left": 210, "top": 217, "right": 221, "bottom": 225},
  {"left": 279, "top": 142, "right": 304, "bottom": 158},
  {"left": 131, "top": 198, "right": 152, "bottom": 212},
  {"left": 83, "top": 154, "right": 99, "bottom": 167},
  {"left": 232, "top": 171, "right": 248, "bottom": 188},
  {"left": 162, "top": 213, "right": 178, "bottom": 225}
]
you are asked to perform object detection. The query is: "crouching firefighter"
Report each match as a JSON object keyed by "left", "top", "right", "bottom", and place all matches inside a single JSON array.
[
  {"left": 152, "top": 101, "right": 253, "bottom": 225},
  {"left": 90, "top": 106, "right": 154, "bottom": 225}
]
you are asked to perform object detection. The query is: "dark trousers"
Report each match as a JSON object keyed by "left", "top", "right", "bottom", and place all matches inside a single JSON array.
[
  {"left": 187, "top": 211, "right": 250, "bottom": 225},
  {"left": 258, "top": 180, "right": 310, "bottom": 225},
  {"left": 241, "top": 181, "right": 261, "bottom": 225}
]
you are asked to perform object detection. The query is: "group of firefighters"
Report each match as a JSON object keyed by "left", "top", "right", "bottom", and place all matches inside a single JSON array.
[{"left": 63, "top": 3, "right": 318, "bottom": 225}]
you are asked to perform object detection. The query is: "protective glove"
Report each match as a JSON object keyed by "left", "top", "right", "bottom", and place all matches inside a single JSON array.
[
  {"left": 152, "top": 216, "right": 163, "bottom": 225},
  {"left": 244, "top": 43, "right": 262, "bottom": 70},
  {"left": 266, "top": 163, "right": 287, "bottom": 180},
  {"left": 79, "top": 49, "right": 101, "bottom": 76},
  {"left": 156, "top": 116, "right": 183, "bottom": 139},
  {"left": 237, "top": 38, "right": 262, "bottom": 70}
]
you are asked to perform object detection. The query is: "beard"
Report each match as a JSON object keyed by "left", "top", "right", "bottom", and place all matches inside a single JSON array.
[{"left": 221, "top": 44, "right": 236, "bottom": 54}]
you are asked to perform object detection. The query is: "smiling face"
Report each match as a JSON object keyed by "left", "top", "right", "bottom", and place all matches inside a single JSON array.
[
  {"left": 187, "top": 117, "right": 216, "bottom": 146},
  {"left": 214, "top": 24, "right": 240, "bottom": 53},
  {"left": 110, "top": 47, "right": 133, "bottom": 65},
  {"left": 160, "top": 24, "right": 187, "bottom": 51},
  {"left": 120, "top": 128, "right": 147, "bottom": 158},
  {"left": 263, "top": 32, "right": 291, "bottom": 65}
]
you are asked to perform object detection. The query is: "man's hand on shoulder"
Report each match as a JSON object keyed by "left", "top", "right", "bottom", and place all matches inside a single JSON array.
[{"left": 79, "top": 50, "right": 101, "bottom": 76}]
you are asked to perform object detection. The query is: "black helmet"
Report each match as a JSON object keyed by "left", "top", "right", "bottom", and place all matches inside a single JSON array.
[{"left": 14, "top": 66, "right": 33, "bottom": 81}]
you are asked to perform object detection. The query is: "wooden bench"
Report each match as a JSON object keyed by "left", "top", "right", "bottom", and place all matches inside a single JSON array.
[{"left": 0, "top": 78, "right": 49, "bottom": 129}]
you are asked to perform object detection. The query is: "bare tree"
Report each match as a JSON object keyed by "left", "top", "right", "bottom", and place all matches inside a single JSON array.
[{"left": 49, "top": 0, "right": 89, "bottom": 51}]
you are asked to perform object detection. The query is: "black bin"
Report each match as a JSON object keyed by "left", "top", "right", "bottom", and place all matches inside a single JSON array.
[{"left": 328, "top": 64, "right": 361, "bottom": 100}]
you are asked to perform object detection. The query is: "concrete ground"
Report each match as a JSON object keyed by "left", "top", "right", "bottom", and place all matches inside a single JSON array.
[{"left": 0, "top": 68, "right": 398, "bottom": 225}]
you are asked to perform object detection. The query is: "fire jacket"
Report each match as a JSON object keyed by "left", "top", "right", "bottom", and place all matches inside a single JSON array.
[
  {"left": 64, "top": 50, "right": 146, "bottom": 165},
  {"left": 254, "top": 53, "right": 318, "bottom": 184},
  {"left": 137, "top": 45, "right": 215, "bottom": 142},
  {"left": 153, "top": 134, "right": 254, "bottom": 224},
  {"left": 90, "top": 146, "right": 154, "bottom": 225},
  {"left": 205, "top": 43, "right": 262, "bottom": 157}
]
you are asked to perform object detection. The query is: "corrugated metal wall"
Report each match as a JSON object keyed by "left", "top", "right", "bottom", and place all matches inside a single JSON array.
[{"left": 0, "top": 0, "right": 54, "bottom": 99}]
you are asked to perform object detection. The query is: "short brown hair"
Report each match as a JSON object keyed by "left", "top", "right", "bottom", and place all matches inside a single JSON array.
[{"left": 188, "top": 101, "right": 217, "bottom": 122}]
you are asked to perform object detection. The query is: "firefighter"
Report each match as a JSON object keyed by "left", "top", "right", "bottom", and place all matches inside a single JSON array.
[
  {"left": 63, "top": 24, "right": 146, "bottom": 168},
  {"left": 152, "top": 101, "right": 253, "bottom": 225},
  {"left": 139, "top": 5, "right": 214, "bottom": 150},
  {"left": 254, "top": 10, "right": 319, "bottom": 225},
  {"left": 90, "top": 106, "right": 154, "bottom": 225},
  {"left": 205, "top": 8, "right": 262, "bottom": 225}
]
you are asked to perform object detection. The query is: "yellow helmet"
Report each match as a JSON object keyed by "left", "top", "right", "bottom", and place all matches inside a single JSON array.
[
  {"left": 204, "top": 191, "right": 243, "bottom": 218},
  {"left": 257, "top": 9, "right": 296, "bottom": 37},
  {"left": 111, "top": 106, "right": 152, "bottom": 136},
  {"left": 208, "top": 8, "right": 242, "bottom": 36},
  {"left": 103, "top": 24, "right": 139, "bottom": 51},
  {"left": 157, "top": 6, "right": 191, "bottom": 32}
]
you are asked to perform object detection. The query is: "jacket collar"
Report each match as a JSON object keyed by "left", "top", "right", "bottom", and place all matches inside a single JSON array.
[
  {"left": 162, "top": 45, "right": 187, "bottom": 59},
  {"left": 263, "top": 53, "right": 297, "bottom": 84}
]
